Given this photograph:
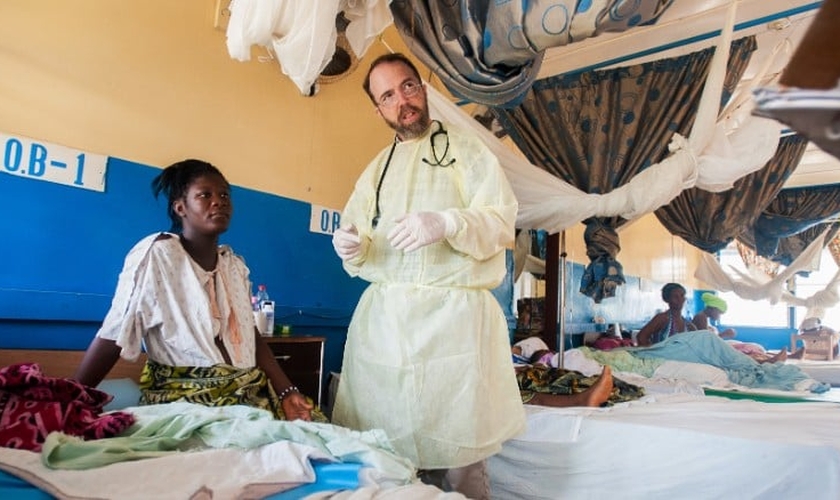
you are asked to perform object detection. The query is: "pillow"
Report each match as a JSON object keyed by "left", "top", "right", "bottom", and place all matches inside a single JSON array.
[{"left": 97, "top": 378, "right": 141, "bottom": 412}]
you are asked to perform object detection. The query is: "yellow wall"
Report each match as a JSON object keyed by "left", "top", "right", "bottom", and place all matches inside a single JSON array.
[
  {"left": 0, "top": 0, "right": 401, "bottom": 208},
  {"left": 545, "top": 218, "right": 701, "bottom": 289},
  {"left": 0, "top": 0, "right": 702, "bottom": 288}
]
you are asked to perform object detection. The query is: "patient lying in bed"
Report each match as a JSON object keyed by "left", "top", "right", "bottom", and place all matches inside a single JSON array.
[
  {"left": 512, "top": 337, "right": 645, "bottom": 407},
  {"left": 579, "top": 330, "right": 831, "bottom": 394}
]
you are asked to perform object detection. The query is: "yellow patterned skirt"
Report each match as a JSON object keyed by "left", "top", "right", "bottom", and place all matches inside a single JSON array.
[{"left": 139, "top": 361, "right": 326, "bottom": 422}]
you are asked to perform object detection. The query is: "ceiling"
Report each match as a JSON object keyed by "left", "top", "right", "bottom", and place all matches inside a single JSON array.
[{"left": 537, "top": 0, "right": 839, "bottom": 190}]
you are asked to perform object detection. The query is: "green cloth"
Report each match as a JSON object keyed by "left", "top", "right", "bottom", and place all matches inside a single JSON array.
[
  {"left": 701, "top": 292, "right": 727, "bottom": 313},
  {"left": 40, "top": 402, "right": 414, "bottom": 483},
  {"left": 578, "top": 346, "right": 665, "bottom": 377}
]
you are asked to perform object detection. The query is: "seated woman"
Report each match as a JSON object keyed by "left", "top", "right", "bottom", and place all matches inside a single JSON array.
[
  {"left": 73, "top": 159, "right": 315, "bottom": 421},
  {"left": 636, "top": 283, "right": 696, "bottom": 347},
  {"left": 636, "top": 285, "right": 789, "bottom": 364},
  {"left": 693, "top": 292, "right": 796, "bottom": 363},
  {"left": 512, "top": 337, "right": 644, "bottom": 407}
]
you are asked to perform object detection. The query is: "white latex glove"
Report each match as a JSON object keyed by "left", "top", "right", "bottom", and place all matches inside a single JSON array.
[
  {"left": 332, "top": 224, "right": 362, "bottom": 260},
  {"left": 387, "top": 211, "right": 458, "bottom": 252}
]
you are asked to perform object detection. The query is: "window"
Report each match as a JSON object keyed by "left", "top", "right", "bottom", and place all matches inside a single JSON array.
[
  {"left": 715, "top": 244, "right": 790, "bottom": 327},
  {"left": 789, "top": 249, "right": 840, "bottom": 329}
]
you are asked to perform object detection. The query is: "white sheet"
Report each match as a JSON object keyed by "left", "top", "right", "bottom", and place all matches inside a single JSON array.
[
  {"left": 0, "top": 440, "right": 331, "bottom": 499},
  {"left": 787, "top": 359, "right": 840, "bottom": 387},
  {"left": 0, "top": 402, "right": 423, "bottom": 500},
  {"left": 306, "top": 484, "right": 467, "bottom": 499},
  {"left": 489, "top": 394, "right": 840, "bottom": 499},
  {"left": 0, "top": 443, "right": 465, "bottom": 500}
]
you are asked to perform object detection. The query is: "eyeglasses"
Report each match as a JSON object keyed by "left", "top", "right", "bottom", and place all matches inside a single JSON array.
[{"left": 377, "top": 80, "right": 423, "bottom": 109}]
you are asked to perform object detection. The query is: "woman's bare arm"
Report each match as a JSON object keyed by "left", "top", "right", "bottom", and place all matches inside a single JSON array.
[
  {"left": 73, "top": 337, "right": 122, "bottom": 387},
  {"left": 636, "top": 312, "right": 667, "bottom": 347}
]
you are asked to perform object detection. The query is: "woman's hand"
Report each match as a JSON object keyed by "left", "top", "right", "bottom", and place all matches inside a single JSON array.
[
  {"left": 719, "top": 328, "right": 736, "bottom": 339},
  {"left": 282, "top": 391, "right": 314, "bottom": 421}
]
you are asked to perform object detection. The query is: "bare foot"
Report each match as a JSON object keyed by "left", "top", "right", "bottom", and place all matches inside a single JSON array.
[
  {"left": 582, "top": 366, "right": 614, "bottom": 407},
  {"left": 789, "top": 348, "right": 805, "bottom": 360},
  {"left": 527, "top": 366, "right": 615, "bottom": 408},
  {"left": 764, "top": 349, "right": 788, "bottom": 364}
]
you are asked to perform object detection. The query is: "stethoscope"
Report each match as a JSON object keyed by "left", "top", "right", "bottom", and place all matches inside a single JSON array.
[{"left": 372, "top": 120, "right": 455, "bottom": 228}]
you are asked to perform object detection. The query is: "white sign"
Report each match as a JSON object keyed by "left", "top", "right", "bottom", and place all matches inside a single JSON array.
[
  {"left": 0, "top": 132, "right": 107, "bottom": 192},
  {"left": 309, "top": 204, "right": 342, "bottom": 235}
]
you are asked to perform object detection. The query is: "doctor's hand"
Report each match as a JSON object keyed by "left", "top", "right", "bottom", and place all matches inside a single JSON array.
[
  {"left": 332, "top": 224, "right": 362, "bottom": 260},
  {"left": 387, "top": 211, "right": 458, "bottom": 252}
]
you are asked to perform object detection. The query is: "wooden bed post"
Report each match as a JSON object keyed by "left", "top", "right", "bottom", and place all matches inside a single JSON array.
[{"left": 543, "top": 232, "right": 560, "bottom": 351}]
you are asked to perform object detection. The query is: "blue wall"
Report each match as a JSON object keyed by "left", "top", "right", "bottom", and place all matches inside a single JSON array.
[
  {"left": 542, "top": 264, "right": 792, "bottom": 351},
  {"left": 553, "top": 261, "right": 687, "bottom": 349},
  {"left": 1, "top": 156, "right": 794, "bottom": 396},
  {"left": 0, "top": 156, "right": 367, "bottom": 387}
]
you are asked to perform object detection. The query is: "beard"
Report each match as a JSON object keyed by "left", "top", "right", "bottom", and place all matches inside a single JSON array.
[{"left": 384, "top": 103, "right": 432, "bottom": 140}]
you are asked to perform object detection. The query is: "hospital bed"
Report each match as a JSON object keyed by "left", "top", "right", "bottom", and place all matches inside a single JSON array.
[
  {"left": 488, "top": 335, "right": 840, "bottom": 500},
  {"left": 787, "top": 358, "right": 840, "bottom": 387},
  {"left": 489, "top": 393, "right": 840, "bottom": 500},
  {"left": 786, "top": 329, "right": 840, "bottom": 385},
  {"left": 0, "top": 349, "right": 462, "bottom": 499}
]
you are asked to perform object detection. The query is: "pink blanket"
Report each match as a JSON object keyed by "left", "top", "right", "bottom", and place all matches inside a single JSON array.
[{"left": 0, "top": 363, "right": 134, "bottom": 451}]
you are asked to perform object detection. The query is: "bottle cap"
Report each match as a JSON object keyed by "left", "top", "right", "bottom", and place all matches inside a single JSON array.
[{"left": 258, "top": 284, "right": 266, "bottom": 290}]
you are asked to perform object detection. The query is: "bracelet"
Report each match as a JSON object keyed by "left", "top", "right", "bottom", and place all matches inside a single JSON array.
[{"left": 278, "top": 385, "right": 299, "bottom": 402}]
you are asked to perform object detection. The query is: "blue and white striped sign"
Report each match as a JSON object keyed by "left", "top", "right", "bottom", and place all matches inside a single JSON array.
[{"left": 0, "top": 132, "right": 107, "bottom": 192}]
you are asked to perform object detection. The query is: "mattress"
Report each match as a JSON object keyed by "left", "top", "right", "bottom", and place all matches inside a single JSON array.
[
  {"left": 488, "top": 393, "right": 840, "bottom": 499},
  {"left": 787, "top": 359, "right": 840, "bottom": 387}
]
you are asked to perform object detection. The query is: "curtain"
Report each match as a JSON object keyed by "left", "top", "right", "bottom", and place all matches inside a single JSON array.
[
  {"left": 830, "top": 234, "right": 840, "bottom": 267},
  {"left": 389, "top": 0, "right": 676, "bottom": 107},
  {"left": 656, "top": 134, "right": 809, "bottom": 254},
  {"left": 737, "top": 183, "right": 840, "bottom": 265},
  {"left": 493, "top": 36, "right": 756, "bottom": 302}
]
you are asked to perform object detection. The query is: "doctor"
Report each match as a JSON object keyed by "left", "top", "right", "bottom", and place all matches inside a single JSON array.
[{"left": 331, "top": 53, "right": 525, "bottom": 499}]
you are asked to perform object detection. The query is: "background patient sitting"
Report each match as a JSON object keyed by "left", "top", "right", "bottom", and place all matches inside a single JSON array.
[{"left": 691, "top": 292, "right": 736, "bottom": 340}]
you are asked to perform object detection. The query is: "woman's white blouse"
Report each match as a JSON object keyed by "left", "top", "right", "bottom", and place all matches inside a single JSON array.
[{"left": 96, "top": 233, "right": 257, "bottom": 368}]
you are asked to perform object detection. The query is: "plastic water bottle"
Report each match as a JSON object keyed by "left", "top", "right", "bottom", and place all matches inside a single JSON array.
[
  {"left": 256, "top": 284, "right": 270, "bottom": 305},
  {"left": 256, "top": 284, "right": 275, "bottom": 335}
]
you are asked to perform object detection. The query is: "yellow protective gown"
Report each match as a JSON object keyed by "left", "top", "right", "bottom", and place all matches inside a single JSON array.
[{"left": 332, "top": 122, "right": 526, "bottom": 469}]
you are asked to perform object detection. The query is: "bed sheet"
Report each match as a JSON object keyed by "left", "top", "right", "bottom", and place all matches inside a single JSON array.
[
  {"left": 488, "top": 393, "right": 840, "bottom": 499},
  {"left": 0, "top": 402, "right": 429, "bottom": 500},
  {"left": 563, "top": 345, "right": 829, "bottom": 399},
  {"left": 0, "top": 461, "right": 359, "bottom": 500},
  {"left": 786, "top": 359, "right": 840, "bottom": 386}
]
